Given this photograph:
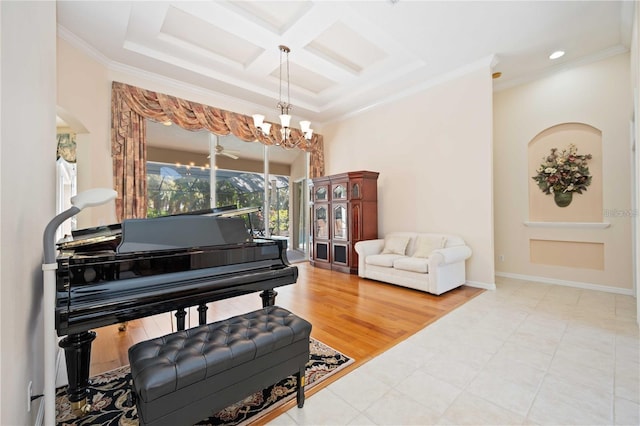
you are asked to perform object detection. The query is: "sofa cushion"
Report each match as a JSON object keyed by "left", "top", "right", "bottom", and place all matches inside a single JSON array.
[
  {"left": 413, "top": 235, "right": 447, "bottom": 258},
  {"left": 366, "top": 254, "right": 405, "bottom": 268},
  {"left": 382, "top": 236, "right": 411, "bottom": 255},
  {"left": 393, "top": 257, "right": 429, "bottom": 274}
]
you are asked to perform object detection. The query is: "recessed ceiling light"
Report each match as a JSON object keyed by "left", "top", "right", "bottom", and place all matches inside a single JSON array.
[{"left": 549, "top": 50, "right": 565, "bottom": 60}]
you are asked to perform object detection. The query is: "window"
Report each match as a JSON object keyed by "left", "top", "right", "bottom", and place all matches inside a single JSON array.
[{"left": 146, "top": 162, "right": 289, "bottom": 236}]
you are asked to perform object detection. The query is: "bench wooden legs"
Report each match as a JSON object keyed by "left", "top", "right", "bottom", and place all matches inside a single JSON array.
[{"left": 296, "top": 366, "right": 306, "bottom": 408}]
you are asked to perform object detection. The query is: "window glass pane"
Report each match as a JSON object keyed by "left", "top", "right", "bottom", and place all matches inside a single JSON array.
[
  {"left": 146, "top": 162, "right": 211, "bottom": 217},
  {"left": 146, "top": 161, "right": 289, "bottom": 238}
]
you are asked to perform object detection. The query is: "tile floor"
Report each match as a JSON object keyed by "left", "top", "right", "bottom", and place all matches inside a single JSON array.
[{"left": 270, "top": 277, "right": 639, "bottom": 425}]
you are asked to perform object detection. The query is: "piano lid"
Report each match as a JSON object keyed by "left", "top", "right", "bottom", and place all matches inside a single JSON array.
[
  {"left": 117, "top": 215, "right": 251, "bottom": 253},
  {"left": 57, "top": 205, "right": 261, "bottom": 252}
]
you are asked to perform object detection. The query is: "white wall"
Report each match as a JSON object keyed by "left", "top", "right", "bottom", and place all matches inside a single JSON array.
[
  {"left": 632, "top": 3, "right": 640, "bottom": 320},
  {"left": 1, "top": 2, "right": 56, "bottom": 424},
  {"left": 321, "top": 64, "right": 496, "bottom": 289},
  {"left": 494, "top": 53, "right": 634, "bottom": 292}
]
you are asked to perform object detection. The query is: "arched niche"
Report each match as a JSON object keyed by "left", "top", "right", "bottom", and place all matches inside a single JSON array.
[{"left": 528, "top": 122, "right": 603, "bottom": 222}]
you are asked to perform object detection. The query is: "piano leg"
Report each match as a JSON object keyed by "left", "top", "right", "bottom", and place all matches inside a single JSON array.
[
  {"left": 175, "top": 309, "right": 187, "bottom": 330},
  {"left": 197, "top": 304, "right": 208, "bottom": 325},
  {"left": 59, "top": 331, "right": 97, "bottom": 416},
  {"left": 260, "top": 289, "right": 278, "bottom": 307}
]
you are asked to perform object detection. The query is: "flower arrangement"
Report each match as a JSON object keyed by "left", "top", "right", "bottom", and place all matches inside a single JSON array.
[{"left": 532, "top": 144, "right": 592, "bottom": 195}]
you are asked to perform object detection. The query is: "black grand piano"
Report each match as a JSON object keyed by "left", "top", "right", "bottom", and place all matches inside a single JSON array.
[{"left": 55, "top": 207, "right": 298, "bottom": 412}]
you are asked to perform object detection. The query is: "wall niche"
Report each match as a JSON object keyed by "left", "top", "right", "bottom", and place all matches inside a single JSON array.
[{"left": 528, "top": 122, "right": 603, "bottom": 223}]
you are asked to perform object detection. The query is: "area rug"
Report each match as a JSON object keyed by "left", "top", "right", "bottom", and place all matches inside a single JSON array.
[{"left": 56, "top": 338, "right": 352, "bottom": 426}]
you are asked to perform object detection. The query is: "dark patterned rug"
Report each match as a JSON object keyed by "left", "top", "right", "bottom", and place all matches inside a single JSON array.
[{"left": 56, "top": 338, "right": 352, "bottom": 426}]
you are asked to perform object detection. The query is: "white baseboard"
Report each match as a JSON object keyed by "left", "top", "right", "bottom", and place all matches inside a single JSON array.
[
  {"left": 495, "top": 271, "right": 635, "bottom": 296},
  {"left": 466, "top": 280, "right": 496, "bottom": 291}
]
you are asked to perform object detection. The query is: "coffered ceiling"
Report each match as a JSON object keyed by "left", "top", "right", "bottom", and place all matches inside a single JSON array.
[{"left": 57, "top": 1, "right": 634, "bottom": 127}]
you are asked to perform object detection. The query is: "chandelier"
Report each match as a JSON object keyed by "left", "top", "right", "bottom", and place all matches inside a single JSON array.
[{"left": 253, "top": 45, "right": 313, "bottom": 146}]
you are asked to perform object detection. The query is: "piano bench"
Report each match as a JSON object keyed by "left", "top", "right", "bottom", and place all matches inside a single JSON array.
[{"left": 127, "top": 306, "right": 312, "bottom": 426}]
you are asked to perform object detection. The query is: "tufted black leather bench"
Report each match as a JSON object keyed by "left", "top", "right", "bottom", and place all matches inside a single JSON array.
[{"left": 128, "top": 306, "right": 312, "bottom": 426}]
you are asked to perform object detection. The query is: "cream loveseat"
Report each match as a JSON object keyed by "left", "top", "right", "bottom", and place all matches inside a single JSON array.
[{"left": 354, "top": 232, "right": 472, "bottom": 295}]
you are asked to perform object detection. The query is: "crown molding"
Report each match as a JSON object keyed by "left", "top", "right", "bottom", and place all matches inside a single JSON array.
[
  {"left": 493, "top": 45, "right": 629, "bottom": 92},
  {"left": 327, "top": 54, "right": 498, "bottom": 125},
  {"left": 57, "top": 25, "right": 112, "bottom": 67},
  {"left": 57, "top": 25, "right": 273, "bottom": 118}
]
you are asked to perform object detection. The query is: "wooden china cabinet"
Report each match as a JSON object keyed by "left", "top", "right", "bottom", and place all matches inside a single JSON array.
[{"left": 310, "top": 171, "right": 379, "bottom": 274}]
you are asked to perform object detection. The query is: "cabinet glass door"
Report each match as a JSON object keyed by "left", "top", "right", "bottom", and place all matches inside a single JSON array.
[
  {"left": 333, "top": 204, "right": 347, "bottom": 239},
  {"left": 315, "top": 186, "right": 327, "bottom": 202},
  {"left": 332, "top": 184, "right": 346, "bottom": 200},
  {"left": 315, "top": 206, "right": 328, "bottom": 239}
]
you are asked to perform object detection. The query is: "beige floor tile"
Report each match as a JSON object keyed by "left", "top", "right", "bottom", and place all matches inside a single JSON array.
[
  {"left": 507, "top": 325, "right": 563, "bottom": 355},
  {"left": 614, "top": 397, "right": 640, "bottom": 426},
  {"left": 327, "top": 368, "right": 392, "bottom": 412},
  {"left": 439, "top": 391, "right": 525, "bottom": 425},
  {"left": 395, "top": 370, "right": 463, "bottom": 416},
  {"left": 357, "top": 350, "right": 422, "bottom": 388},
  {"left": 466, "top": 370, "right": 539, "bottom": 416},
  {"left": 284, "top": 387, "right": 360, "bottom": 425},
  {"left": 614, "top": 365, "right": 640, "bottom": 403},
  {"left": 535, "top": 374, "right": 613, "bottom": 424},
  {"left": 489, "top": 341, "right": 554, "bottom": 372},
  {"left": 277, "top": 276, "right": 637, "bottom": 426},
  {"left": 418, "top": 340, "right": 494, "bottom": 385},
  {"left": 547, "top": 355, "right": 614, "bottom": 393},
  {"left": 362, "top": 388, "right": 441, "bottom": 425},
  {"left": 346, "top": 413, "right": 378, "bottom": 425},
  {"left": 528, "top": 391, "right": 611, "bottom": 425},
  {"left": 483, "top": 353, "right": 547, "bottom": 389},
  {"left": 554, "top": 340, "right": 616, "bottom": 373}
]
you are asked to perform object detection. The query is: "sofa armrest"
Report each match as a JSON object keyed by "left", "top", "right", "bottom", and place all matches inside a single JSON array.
[
  {"left": 354, "top": 239, "right": 385, "bottom": 277},
  {"left": 354, "top": 239, "right": 385, "bottom": 257},
  {"left": 429, "top": 245, "right": 472, "bottom": 266}
]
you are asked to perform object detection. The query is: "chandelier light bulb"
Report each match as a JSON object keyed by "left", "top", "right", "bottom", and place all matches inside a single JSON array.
[
  {"left": 252, "top": 114, "right": 265, "bottom": 128},
  {"left": 279, "top": 114, "right": 291, "bottom": 128}
]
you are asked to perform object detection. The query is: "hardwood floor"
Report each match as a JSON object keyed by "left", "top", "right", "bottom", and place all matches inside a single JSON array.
[{"left": 88, "top": 261, "right": 483, "bottom": 422}]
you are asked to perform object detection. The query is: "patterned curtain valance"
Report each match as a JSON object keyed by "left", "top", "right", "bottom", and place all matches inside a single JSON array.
[
  {"left": 111, "top": 81, "right": 325, "bottom": 222},
  {"left": 57, "top": 133, "right": 77, "bottom": 163},
  {"left": 111, "top": 82, "right": 324, "bottom": 175}
]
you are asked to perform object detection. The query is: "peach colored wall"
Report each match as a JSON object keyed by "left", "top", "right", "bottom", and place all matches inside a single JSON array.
[
  {"left": 494, "top": 53, "right": 633, "bottom": 292},
  {"left": 321, "top": 64, "right": 495, "bottom": 288},
  {"left": 530, "top": 240, "right": 604, "bottom": 270},
  {"left": 57, "top": 38, "right": 115, "bottom": 228}
]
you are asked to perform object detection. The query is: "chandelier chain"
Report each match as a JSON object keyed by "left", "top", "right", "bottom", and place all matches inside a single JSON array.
[{"left": 278, "top": 45, "right": 291, "bottom": 114}]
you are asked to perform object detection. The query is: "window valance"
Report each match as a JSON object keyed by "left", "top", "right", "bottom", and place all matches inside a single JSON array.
[{"left": 111, "top": 81, "right": 324, "bottom": 221}]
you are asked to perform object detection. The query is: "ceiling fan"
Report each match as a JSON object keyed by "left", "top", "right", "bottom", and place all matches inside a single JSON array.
[{"left": 209, "top": 138, "right": 240, "bottom": 160}]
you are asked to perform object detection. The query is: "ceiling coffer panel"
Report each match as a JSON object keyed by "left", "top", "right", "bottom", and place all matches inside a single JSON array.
[
  {"left": 305, "top": 21, "right": 388, "bottom": 74},
  {"left": 221, "top": 1, "right": 313, "bottom": 35},
  {"left": 269, "top": 61, "right": 336, "bottom": 95},
  {"left": 161, "top": 5, "right": 263, "bottom": 67}
]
